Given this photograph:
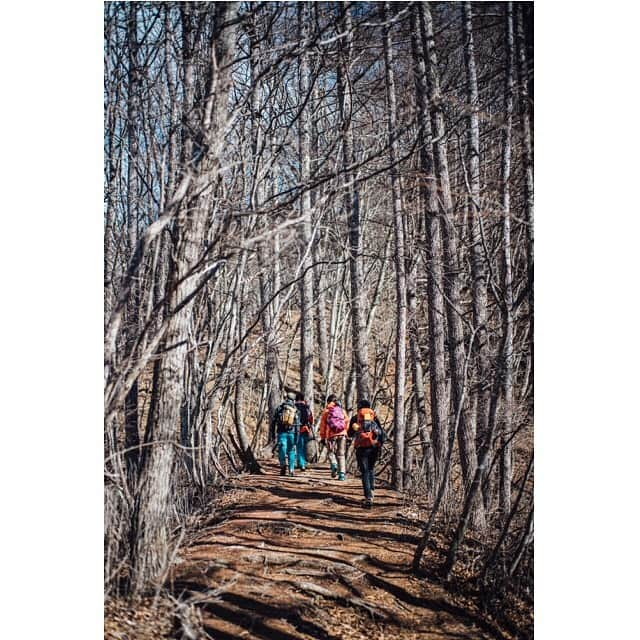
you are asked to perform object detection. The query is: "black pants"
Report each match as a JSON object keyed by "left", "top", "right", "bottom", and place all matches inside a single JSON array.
[{"left": 355, "top": 447, "right": 379, "bottom": 500}]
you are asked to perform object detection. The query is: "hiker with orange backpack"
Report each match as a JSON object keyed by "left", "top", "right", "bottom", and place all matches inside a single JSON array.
[
  {"left": 295, "top": 392, "right": 314, "bottom": 471},
  {"left": 270, "top": 393, "right": 300, "bottom": 477},
  {"left": 319, "top": 394, "right": 349, "bottom": 480},
  {"left": 348, "top": 399, "right": 386, "bottom": 507}
]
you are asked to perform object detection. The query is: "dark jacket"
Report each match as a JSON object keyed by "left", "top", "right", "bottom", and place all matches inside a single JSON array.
[
  {"left": 295, "top": 400, "right": 314, "bottom": 435},
  {"left": 270, "top": 400, "right": 301, "bottom": 440}
]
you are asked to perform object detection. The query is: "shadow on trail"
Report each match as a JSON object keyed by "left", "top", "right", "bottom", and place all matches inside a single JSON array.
[
  {"left": 175, "top": 580, "right": 340, "bottom": 640},
  {"left": 363, "top": 572, "right": 508, "bottom": 640},
  {"left": 174, "top": 559, "right": 503, "bottom": 640},
  {"left": 264, "top": 483, "right": 362, "bottom": 507},
  {"left": 223, "top": 511, "right": 421, "bottom": 547},
  {"left": 264, "top": 482, "right": 405, "bottom": 513},
  {"left": 203, "top": 498, "right": 410, "bottom": 527},
  {"left": 193, "top": 533, "right": 368, "bottom": 567}
]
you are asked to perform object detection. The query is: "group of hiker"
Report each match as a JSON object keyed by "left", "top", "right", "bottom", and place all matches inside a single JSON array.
[{"left": 269, "top": 392, "right": 386, "bottom": 507}]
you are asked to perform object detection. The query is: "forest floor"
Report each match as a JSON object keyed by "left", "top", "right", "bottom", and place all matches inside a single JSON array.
[{"left": 104, "top": 459, "right": 526, "bottom": 640}]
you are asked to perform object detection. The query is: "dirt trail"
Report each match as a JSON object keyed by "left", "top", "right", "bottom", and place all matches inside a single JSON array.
[{"left": 170, "top": 461, "right": 512, "bottom": 640}]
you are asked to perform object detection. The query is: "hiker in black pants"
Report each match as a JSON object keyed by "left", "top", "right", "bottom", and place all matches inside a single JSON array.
[{"left": 347, "top": 399, "right": 386, "bottom": 508}]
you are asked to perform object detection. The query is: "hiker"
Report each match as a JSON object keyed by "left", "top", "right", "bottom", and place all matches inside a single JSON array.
[
  {"left": 295, "top": 392, "right": 314, "bottom": 471},
  {"left": 270, "top": 392, "right": 300, "bottom": 477},
  {"left": 348, "top": 399, "right": 386, "bottom": 508},
  {"left": 319, "top": 394, "right": 349, "bottom": 480}
]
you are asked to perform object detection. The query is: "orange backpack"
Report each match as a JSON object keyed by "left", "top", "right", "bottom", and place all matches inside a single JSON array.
[{"left": 354, "top": 408, "right": 381, "bottom": 448}]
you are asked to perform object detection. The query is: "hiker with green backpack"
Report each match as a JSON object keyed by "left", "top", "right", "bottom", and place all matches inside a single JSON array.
[
  {"left": 347, "top": 399, "right": 386, "bottom": 508},
  {"left": 319, "top": 394, "right": 349, "bottom": 480},
  {"left": 270, "top": 393, "right": 300, "bottom": 477}
]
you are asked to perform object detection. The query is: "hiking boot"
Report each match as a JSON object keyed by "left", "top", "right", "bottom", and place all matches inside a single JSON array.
[
  {"left": 279, "top": 466, "right": 287, "bottom": 477},
  {"left": 288, "top": 470, "right": 295, "bottom": 477},
  {"left": 330, "top": 464, "right": 338, "bottom": 478},
  {"left": 338, "top": 472, "right": 345, "bottom": 481},
  {"left": 364, "top": 497, "right": 373, "bottom": 508},
  {"left": 299, "top": 466, "right": 306, "bottom": 472}
]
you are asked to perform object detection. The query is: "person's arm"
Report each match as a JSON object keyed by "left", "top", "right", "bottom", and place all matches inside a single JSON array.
[
  {"left": 319, "top": 409, "right": 327, "bottom": 441},
  {"left": 295, "top": 404, "right": 303, "bottom": 434},
  {"left": 347, "top": 415, "right": 357, "bottom": 438},
  {"left": 375, "top": 416, "right": 386, "bottom": 446},
  {"left": 306, "top": 408, "right": 314, "bottom": 437},
  {"left": 270, "top": 407, "right": 279, "bottom": 441}
]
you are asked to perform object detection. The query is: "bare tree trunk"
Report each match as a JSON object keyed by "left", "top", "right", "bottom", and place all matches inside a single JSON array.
[
  {"left": 483, "top": 453, "right": 533, "bottom": 579},
  {"left": 325, "top": 262, "right": 348, "bottom": 399},
  {"left": 408, "top": 263, "right": 434, "bottom": 496},
  {"left": 516, "top": 2, "right": 534, "bottom": 404},
  {"left": 312, "top": 87, "right": 329, "bottom": 397},
  {"left": 443, "top": 329, "right": 505, "bottom": 578},
  {"left": 509, "top": 505, "right": 533, "bottom": 576},
  {"left": 249, "top": 18, "right": 282, "bottom": 433},
  {"left": 462, "top": 2, "right": 491, "bottom": 509},
  {"left": 499, "top": 2, "right": 515, "bottom": 519},
  {"left": 410, "top": 4, "right": 450, "bottom": 502},
  {"left": 154, "top": 4, "right": 180, "bottom": 318},
  {"left": 420, "top": 2, "right": 485, "bottom": 529},
  {"left": 258, "top": 240, "right": 282, "bottom": 423},
  {"left": 104, "top": 90, "right": 116, "bottom": 325},
  {"left": 298, "top": 2, "right": 314, "bottom": 405},
  {"left": 413, "top": 326, "right": 477, "bottom": 572},
  {"left": 233, "top": 251, "right": 261, "bottom": 473},
  {"left": 313, "top": 245, "right": 329, "bottom": 396},
  {"left": 124, "top": 2, "right": 141, "bottom": 480},
  {"left": 383, "top": 2, "right": 408, "bottom": 491},
  {"left": 339, "top": 5, "right": 370, "bottom": 401},
  {"left": 129, "top": 3, "right": 238, "bottom": 595}
]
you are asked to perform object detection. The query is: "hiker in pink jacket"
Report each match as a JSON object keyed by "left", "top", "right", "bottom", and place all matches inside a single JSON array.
[{"left": 319, "top": 394, "right": 349, "bottom": 480}]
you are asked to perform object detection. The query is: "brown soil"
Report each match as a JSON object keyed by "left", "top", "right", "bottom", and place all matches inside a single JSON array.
[
  {"left": 166, "top": 460, "right": 515, "bottom": 640},
  {"left": 104, "top": 597, "right": 174, "bottom": 640}
]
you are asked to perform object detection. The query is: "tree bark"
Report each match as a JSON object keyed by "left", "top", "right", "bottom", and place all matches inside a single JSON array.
[
  {"left": 298, "top": 2, "right": 315, "bottom": 405},
  {"left": 516, "top": 2, "right": 534, "bottom": 405},
  {"left": 129, "top": 3, "right": 238, "bottom": 595},
  {"left": 419, "top": 2, "right": 485, "bottom": 529},
  {"left": 462, "top": 3, "right": 491, "bottom": 508},
  {"left": 443, "top": 329, "right": 506, "bottom": 578},
  {"left": 499, "top": 2, "right": 515, "bottom": 519},
  {"left": 233, "top": 251, "right": 261, "bottom": 473},
  {"left": 339, "top": 5, "right": 371, "bottom": 402},
  {"left": 383, "top": 2, "right": 408, "bottom": 491},
  {"left": 410, "top": 4, "right": 450, "bottom": 502},
  {"left": 124, "top": 2, "right": 141, "bottom": 480},
  {"left": 408, "top": 263, "right": 434, "bottom": 496}
]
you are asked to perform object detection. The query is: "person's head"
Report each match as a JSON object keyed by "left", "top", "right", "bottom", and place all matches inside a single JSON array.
[
  {"left": 285, "top": 392, "right": 295, "bottom": 402},
  {"left": 326, "top": 393, "right": 338, "bottom": 405},
  {"left": 295, "top": 392, "right": 305, "bottom": 402},
  {"left": 357, "top": 398, "right": 371, "bottom": 410}
]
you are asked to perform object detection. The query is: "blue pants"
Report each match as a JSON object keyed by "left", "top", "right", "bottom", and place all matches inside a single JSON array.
[
  {"left": 297, "top": 432, "right": 309, "bottom": 469},
  {"left": 277, "top": 432, "right": 296, "bottom": 470}
]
